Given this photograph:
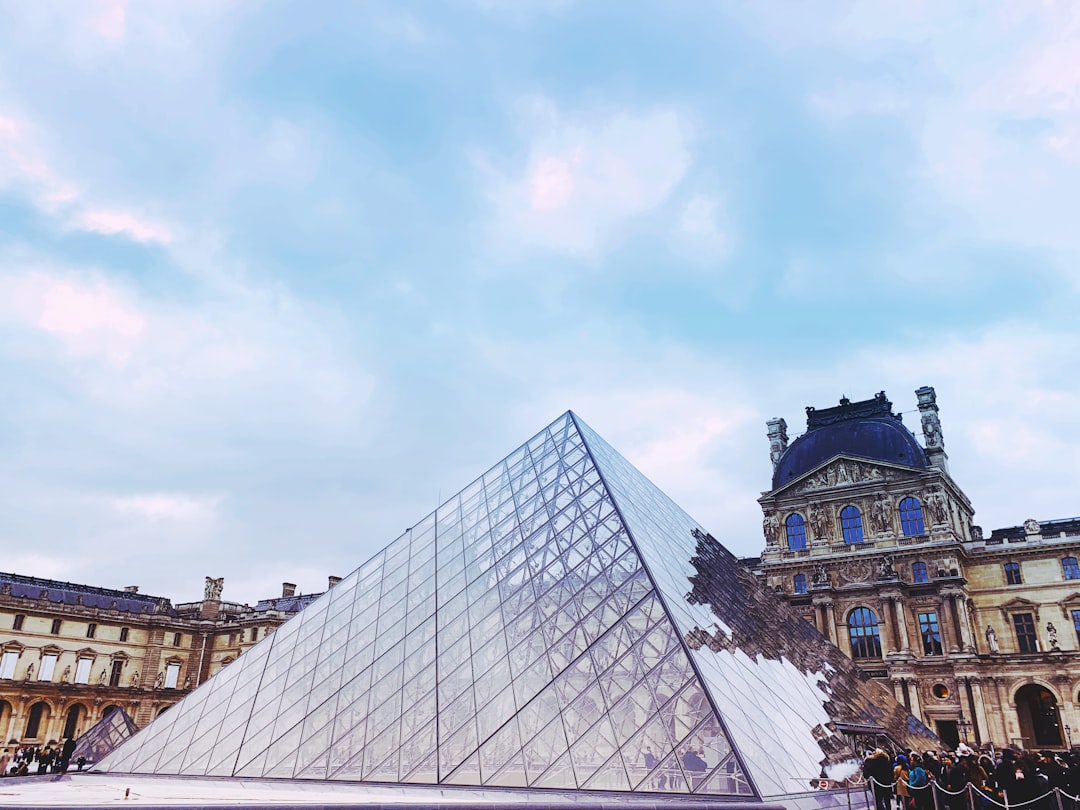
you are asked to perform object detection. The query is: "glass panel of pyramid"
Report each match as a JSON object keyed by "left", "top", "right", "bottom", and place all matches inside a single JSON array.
[
  {"left": 71, "top": 707, "right": 139, "bottom": 765},
  {"left": 97, "top": 412, "right": 935, "bottom": 799}
]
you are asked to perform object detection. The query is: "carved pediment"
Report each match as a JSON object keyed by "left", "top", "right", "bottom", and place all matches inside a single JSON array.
[{"left": 771, "top": 455, "right": 924, "bottom": 497}]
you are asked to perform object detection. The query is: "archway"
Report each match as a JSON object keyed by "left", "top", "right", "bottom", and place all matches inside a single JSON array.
[
  {"left": 1015, "top": 684, "right": 1063, "bottom": 748},
  {"left": 24, "top": 701, "right": 51, "bottom": 740},
  {"left": 0, "top": 700, "right": 11, "bottom": 742},
  {"left": 62, "top": 704, "right": 86, "bottom": 739},
  {"left": 102, "top": 704, "right": 121, "bottom": 720}
]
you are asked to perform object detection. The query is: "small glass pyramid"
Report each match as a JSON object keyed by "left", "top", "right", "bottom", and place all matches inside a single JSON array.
[
  {"left": 98, "top": 412, "right": 935, "bottom": 799},
  {"left": 72, "top": 706, "right": 139, "bottom": 765}
]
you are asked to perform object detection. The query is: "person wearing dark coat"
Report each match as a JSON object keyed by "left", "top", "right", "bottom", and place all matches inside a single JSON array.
[{"left": 863, "top": 749, "right": 895, "bottom": 810}]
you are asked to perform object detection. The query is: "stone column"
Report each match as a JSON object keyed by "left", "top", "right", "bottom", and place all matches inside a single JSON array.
[
  {"left": 970, "top": 679, "right": 991, "bottom": 747},
  {"left": 825, "top": 602, "right": 839, "bottom": 647},
  {"left": 907, "top": 678, "right": 922, "bottom": 718},
  {"left": 938, "top": 594, "right": 959, "bottom": 654},
  {"left": 894, "top": 598, "right": 912, "bottom": 652},
  {"left": 878, "top": 598, "right": 896, "bottom": 655}
]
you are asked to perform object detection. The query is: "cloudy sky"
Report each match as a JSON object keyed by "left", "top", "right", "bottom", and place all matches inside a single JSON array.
[{"left": 1, "top": 1, "right": 1078, "bottom": 606}]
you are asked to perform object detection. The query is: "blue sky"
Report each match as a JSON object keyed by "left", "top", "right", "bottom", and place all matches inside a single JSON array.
[{"left": 1, "top": 1, "right": 1078, "bottom": 605}]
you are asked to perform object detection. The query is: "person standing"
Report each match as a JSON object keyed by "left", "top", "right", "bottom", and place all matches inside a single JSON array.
[{"left": 864, "top": 749, "right": 895, "bottom": 810}]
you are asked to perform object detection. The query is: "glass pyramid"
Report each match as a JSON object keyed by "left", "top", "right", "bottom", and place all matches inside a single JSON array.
[
  {"left": 72, "top": 707, "right": 139, "bottom": 765},
  {"left": 98, "top": 412, "right": 935, "bottom": 799}
]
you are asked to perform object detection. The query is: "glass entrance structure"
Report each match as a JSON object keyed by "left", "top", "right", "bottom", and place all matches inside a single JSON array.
[{"left": 98, "top": 412, "right": 936, "bottom": 801}]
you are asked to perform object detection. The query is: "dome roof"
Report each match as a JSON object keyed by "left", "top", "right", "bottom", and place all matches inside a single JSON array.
[{"left": 772, "top": 393, "right": 929, "bottom": 489}]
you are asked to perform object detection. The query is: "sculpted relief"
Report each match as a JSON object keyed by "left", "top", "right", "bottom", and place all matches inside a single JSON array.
[{"left": 791, "top": 460, "right": 887, "bottom": 494}]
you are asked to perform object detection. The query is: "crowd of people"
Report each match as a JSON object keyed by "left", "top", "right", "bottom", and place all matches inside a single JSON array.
[
  {"left": 0, "top": 739, "right": 83, "bottom": 777},
  {"left": 862, "top": 746, "right": 1080, "bottom": 810}
]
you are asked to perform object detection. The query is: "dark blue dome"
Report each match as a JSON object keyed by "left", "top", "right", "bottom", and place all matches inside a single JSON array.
[{"left": 772, "top": 397, "right": 929, "bottom": 489}]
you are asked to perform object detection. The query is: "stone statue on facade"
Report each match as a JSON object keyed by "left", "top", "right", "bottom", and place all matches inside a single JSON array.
[
  {"left": 1024, "top": 518, "right": 1041, "bottom": 536},
  {"left": 926, "top": 488, "right": 949, "bottom": 526},
  {"left": 870, "top": 497, "right": 890, "bottom": 535},
  {"left": 877, "top": 555, "right": 896, "bottom": 579},
  {"left": 25, "top": 663, "right": 34, "bottom": 680},
  {"left": 131, "top": 670, "right": 140, "bottom": 688},
  {"left": 986, "top": 625, "right": 999, "bottom": 653},
  {"left": 1048, "top": 622, "right": 1060, "bottom": 651},
  {"left": 60, "top": 665, "right": 71, "bottom": 683},
  {"left": 154, "top": 671, "right": 165, "bottom": 690},
  {"left": 810, "top": 505, "right": 830, "bottom": 541},
  {"left": 812, "top": 564, "right": 830, "bottom": 585},
  {"left": 204, "top": 576, "right": 224, "bottom": 600},
  {"left": 762, "top": 513, "right": 780, "bottom": 548},
  {"left": 98, "top": 668, "right": 107, "bottom": 684}
]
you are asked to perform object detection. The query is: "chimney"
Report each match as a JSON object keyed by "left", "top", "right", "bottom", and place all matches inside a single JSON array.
[
  {"left": 915, "top": 386, "right": 949, "bottom": 473},
  {"left": 124, "top": 586, "right": 139, "bottom": 593},
  {"left": 766, "top": 418, "right": 788, "bottom": 469},
  {"left": 282, "top": 582, "right": 297, "bottom": 598},
  {"left": 328, "top": 576, "right": 342, "bottom": 589}
]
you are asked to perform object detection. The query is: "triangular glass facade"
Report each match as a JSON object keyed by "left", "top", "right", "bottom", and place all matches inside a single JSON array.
[
  {"left": 72, "top": 707, "right": 139, "bottom": 765},
  {"left": 99, "top": 412, "right": 935, "bottom": 799}
]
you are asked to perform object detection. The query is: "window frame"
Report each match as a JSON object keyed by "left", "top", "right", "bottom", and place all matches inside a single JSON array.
[
  {"left": 847, "top": 607, "right": 882, "bottom": 659},
  {"left": 86, "top": 623, "right": 97, "bottom": 639},
  {"left": 793, "top": 573, "right": 808, "bottom": 594},
  {"left": 0, "top": 649, "right": 18, "bottom": 679},
  {"left": 785, "top": 513, "right": 808, "bottom": 551},
  {"left": 1004, "top": 562, "right": 1023, "bottom": 585},
  {"left": 1013, "top": 612, "right": 1038, "bottom": 653},
  {"left": 917, "top": 611, "right": 943, "bottom": 655},
  {"left": 50, "top": 618, "right": 62, "bottom": 635},
  {"left": 164, "top": 661, "right": 181, "bottom": 689},
  {"left": 119, "top": 627, "right": 130, "bottom": 642},
  {"left": 911, "top": 561, "right": 929, "bottom": 584},
  {"left": 74, "top": 656, "right": 93, "bottom": 684},
  {"left": 1063, "top": 557, "right": 1080, "bottom": 581},
  {"left": 840, "top": 505, "right": 864, "bottom": 544},
  {"left": 40, "top": 652, "right": 59, "bottom": 681},
  {"left": 898, "top": 497, "right": 926, "bottom": 537},
  {"left": 12, "top": 614, "right": 25, "bottom": 631}
]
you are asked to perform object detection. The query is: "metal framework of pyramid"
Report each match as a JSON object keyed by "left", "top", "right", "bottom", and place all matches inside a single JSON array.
[
  {"left": 98, "top": 412, "right": 933, "bottom": 800},
  {"left": 72, "top": 707, "right": 139, "bottom": 764}
]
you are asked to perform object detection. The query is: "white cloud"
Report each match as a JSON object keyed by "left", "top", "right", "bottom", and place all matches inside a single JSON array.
[
  {"left": 1, "top": 271, "right": 146, "bottom": 364},
  {"left": 111, "top": 492, "right": 222, "bottom": 522},
  {"left": 484, "top": 98, "right": 693, "bottom": 258},
  {"left": 69, "top": 208, "right": 172, "bottom": 244}
]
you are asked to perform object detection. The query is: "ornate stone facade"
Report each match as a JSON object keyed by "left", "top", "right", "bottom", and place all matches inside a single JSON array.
[
  {"left": 0, "top": 574, "right": 329, "bottom": 747},
  {"left": 749, "top": 388, "right": 1080, "bottom": 751}
]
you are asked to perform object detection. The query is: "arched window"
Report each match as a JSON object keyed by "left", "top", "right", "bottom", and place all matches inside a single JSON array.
[
  {"left": 847, "top": 607, "right": 882, "bottom": 659},
  {"left": 63, "top": 703, "right": 85, "bottom": 739},
  {"left": 1063, "top": 557, "right": 1080, "bottom": 581},
  {"left": 899, "top": 497, "right": 925, "bottom": 536},
  {"left": 840, "top": 506, "right": 864, "bottom": 544},
  {"left": 911, "top": 561, "right": 929, "bottom": 584},
  {"left": 793, "top": 573, "right": 807, "bottom": 594},
  {"left": 786, "top": 514, "right": 807, "bottom": 551}
]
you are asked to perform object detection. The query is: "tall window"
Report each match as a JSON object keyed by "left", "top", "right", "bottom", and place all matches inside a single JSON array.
[
  {"left": 786, "top": 514, "right": 808, "bottom": 550},
  {"left": 50, "top": 618, "right": 62, "bottom": 635},
  {"left": 86, "top": 623, "right": 97, "bottom": 639},
  {"left": 1014, "top": 613, "right": 1038, "bottom": 653},
  {"left": 899, "top": 497, "right": 925, "bottom": 536},
  {"left": 173, "top": 632, "right": 182, "bottom": 647},
  {"left": 119, "top": 627, "right": 130, "bottom": 642},
  {"left": 24, "top": 702, "right": 46, "bottom": 738},
  {"left": 912, "top": 561, "right": 929, "bottom": 584},
  {"left": 841, "top": 506, "right": 864, "bottom": 544},
  {"left": 793, "top": 573, "right": 808, "bottom": 594},
  {"left": 40, "top": 652, "right": 58, "bottom": 681},
  {"left": 1072, "top": 610, "right": 1080, "bottom": 646},
  {"left": 165, "top": 662, "right": 181, "bottom": 689},
  {"left": 847, "top": 607, "right": 882, "bottom": 658},
  {"left": 1004, "top": 562, "right": 1023, "bottom": 585},
  {"left": 1063, "top": 558, "right": 1080, "bottom": 581},
  {"left": 918, "top": 612, "right": 943, "bottom": 655},
  {"left": 0, "top": 650, "right": 18, "bottom": 679},
  {"left": 74, "top": 657, "right": 93, "bottom": 684},
  {"left": 12, "top": 614, "right": 24, "bottom": 631},
  {"left": 110, "top": 659, "right": 124, "bottom": 687}
]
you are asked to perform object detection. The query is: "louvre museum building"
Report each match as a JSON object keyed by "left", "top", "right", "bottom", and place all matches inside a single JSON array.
[{"left": 2, "top": 394, "right": 1077, "bottom": 808}]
